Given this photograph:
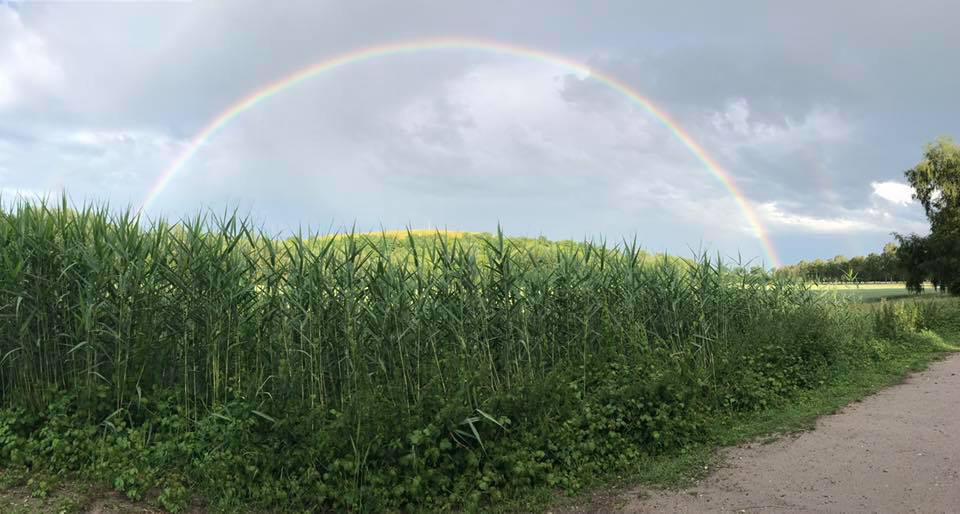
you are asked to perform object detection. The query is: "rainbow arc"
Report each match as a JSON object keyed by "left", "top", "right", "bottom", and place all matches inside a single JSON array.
[{"left": 140, "top": 37, "right": 779, "bottom": 266}]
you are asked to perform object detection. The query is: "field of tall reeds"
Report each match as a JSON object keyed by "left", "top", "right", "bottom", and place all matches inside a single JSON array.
[{"left": 0, "top": 200, "right": 956, "bottom": 512}]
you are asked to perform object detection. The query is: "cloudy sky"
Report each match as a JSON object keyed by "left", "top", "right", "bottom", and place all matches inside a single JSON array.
[{"left": 1, "top": 1, "right": 956, "bottom": 265}]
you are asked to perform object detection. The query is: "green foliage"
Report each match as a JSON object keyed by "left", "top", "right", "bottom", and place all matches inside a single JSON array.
[
  {"left": 905, "top": 137, "right": 960, "bottom": 229},
  {"left": 897, "top": 137, "right": 960, "bottom": 294},
  {"left": 894, "top": 233, "right": 931, "bottom": 293},
  {"left": 0, "top": 199, "right": 957, "bottom": 512},
  {"left": 873, "top": 298, "right": 960, "bottom": 341},
  {"left": 776, "top": 245, "right": 901, "bottom": 284},
  {"left": 874, "top": 301, "right": 923, "bottom": 340}
]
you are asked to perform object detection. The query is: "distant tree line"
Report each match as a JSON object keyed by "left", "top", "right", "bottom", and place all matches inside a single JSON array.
[
  {"left": 775, "top": 243, "right": 903, "bottom": 283},
  {"left": 777, "top": 137, "right": 960, "bottom": 293}
]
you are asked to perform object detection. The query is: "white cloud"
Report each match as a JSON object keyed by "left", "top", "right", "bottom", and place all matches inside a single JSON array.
[
  {"left": 0, "top": 7, "right": 63, "bottom": 109},
  {"left": 708, "top": 98, "right": 852, "bottom": 155},
  {"left": 56, "top": 129, "right": 180, "bottom": 151},
  {"left": 382, "top": 59, "right": 666, "bottom": 185},
  {"left": 757, "top": 200, "right": 927, "bottom": 235},
  {"left": 758, "top": 202, "right": 880, "bottom": 233},
  {"left": 0, "top": 187, "right": 59, "bottom": 208},
  {"left": 66, "top": 131, "right": 136, "bottom": 146},
  {"left": 871, "top": 180, "right": 914, "bottom": 206},
  {"left": 0, "top": 125, "right": 185, "bottom": 210}
]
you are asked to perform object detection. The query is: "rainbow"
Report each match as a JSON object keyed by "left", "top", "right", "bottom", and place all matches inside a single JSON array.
[{"left": 141, "top": 36, "right": 780, "bottom": 266}]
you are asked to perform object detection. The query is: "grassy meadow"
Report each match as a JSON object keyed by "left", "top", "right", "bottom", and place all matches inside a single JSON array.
[
  {"left": 0, "top": 201, "right": 958, "bottom": 512},
  {"left": 815, "top": 282, "right": 943, "bottom": 302}
]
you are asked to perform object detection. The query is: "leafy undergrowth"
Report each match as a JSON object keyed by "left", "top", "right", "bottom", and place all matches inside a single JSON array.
[
  {"left": 500, "top": 323, "right": 960, "bottom": 514},
  {"left": 3, "top": 333, "right": 955, "bottom": 514},
  {"left": 2, "top": 301, "right": 957, "bottom": 513}
]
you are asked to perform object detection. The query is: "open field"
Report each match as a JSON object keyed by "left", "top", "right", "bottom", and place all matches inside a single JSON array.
[
  {"left": 1, "top": 203, "right": 958, "bottom": 513},
  {"left": 814, "top": 282, "right": 943, "bottom": 302}
]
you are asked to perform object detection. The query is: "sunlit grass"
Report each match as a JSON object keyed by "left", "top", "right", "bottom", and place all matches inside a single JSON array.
[
  {"left": 0, "top": 198, "right": 815, "bottom": 419},
  {"left": 811, "top": 282, "right": 944, "bottom": 302},
  {"left": 317, "top": 228, "right": 476, "bottom": 239},
  {"left": 810, "top": 282, "right": 934, "bottom": 290}
]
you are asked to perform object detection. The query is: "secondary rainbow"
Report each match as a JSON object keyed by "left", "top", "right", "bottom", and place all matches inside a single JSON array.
[{"left": 141, "top": 36, "right": 780, "bottom": 266}]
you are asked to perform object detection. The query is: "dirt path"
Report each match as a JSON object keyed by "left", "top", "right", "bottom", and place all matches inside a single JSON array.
[{"left": 620, "top": 354, "right": 960, "bottom": 513}]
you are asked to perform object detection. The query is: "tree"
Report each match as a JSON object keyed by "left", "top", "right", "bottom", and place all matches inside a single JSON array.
[
  {"left": 774, "top": 250, "right": 902, "bottom": 283},
  {"left": 897, "top": 137, "right": 960, "bottom": 294},
  {"left": 893, "top": 233, "right": 929, "bottom": 293},
  {"left": 905, "top": 137, "right": 960, "bottom": 233},
  {"left": 881, "top": 243, "right": 900, "bottom": 281},
  {"left": 860, "top": 254, "right": 881, "bottom": 282}
]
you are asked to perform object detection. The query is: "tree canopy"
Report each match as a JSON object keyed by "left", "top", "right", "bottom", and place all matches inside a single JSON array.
[
  {"left": 776, "top": 245, "right": 902, "bottom": 283},
  {"left": 898, "top": 137, "right": 960, "bottom": 294}
]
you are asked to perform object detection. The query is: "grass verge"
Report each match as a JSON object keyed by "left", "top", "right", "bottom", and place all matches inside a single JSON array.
[{"left": 499, "top": 326, "right": 959, "bottom": 514}]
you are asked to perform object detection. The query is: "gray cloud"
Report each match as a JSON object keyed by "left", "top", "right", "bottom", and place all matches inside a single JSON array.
[{"left": 1, "top": 1, "right": 956, "bottom": 263}]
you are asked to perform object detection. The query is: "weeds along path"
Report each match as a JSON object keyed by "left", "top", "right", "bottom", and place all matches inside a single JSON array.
[{"left": 622, "top": 353, "right": 960, "bottom": 513}]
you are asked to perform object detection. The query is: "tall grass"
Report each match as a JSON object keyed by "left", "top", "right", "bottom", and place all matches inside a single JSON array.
[
  {"left": 0, "top": 199, "right": 813, "bottom": 416},
  {"left": 3, "top": 198, "right": 947, "bottom": 511}
]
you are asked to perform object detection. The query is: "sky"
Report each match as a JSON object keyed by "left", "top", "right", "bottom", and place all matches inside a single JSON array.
[{"left": 0, "top": 1, "right": 956, "bottom": 265}]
